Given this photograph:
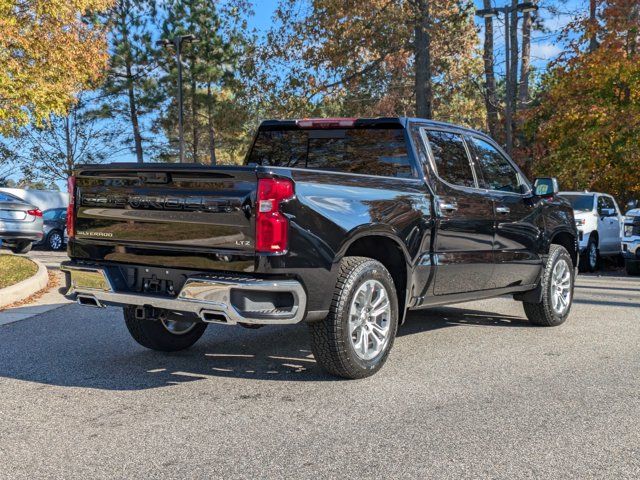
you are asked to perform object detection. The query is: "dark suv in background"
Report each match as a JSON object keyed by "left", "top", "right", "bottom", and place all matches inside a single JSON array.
[{"left": 35, "top": 208, "right": 67, "bottom": 251}]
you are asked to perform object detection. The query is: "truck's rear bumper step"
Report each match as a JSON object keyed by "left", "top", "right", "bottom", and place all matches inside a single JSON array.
[{"left": 62, "top": 264, "right": 307, "bottom": 325}]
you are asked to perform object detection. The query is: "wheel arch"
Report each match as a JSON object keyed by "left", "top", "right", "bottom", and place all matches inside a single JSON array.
[
  {"left": 549, "top": 229, "right": 578, "bottom": 268},
  {"left": 338, "top": 229, "right": 411, "bottom": 323}
]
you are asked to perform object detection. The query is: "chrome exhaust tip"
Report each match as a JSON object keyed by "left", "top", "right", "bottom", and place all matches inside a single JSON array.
[
  {"left": 199, "top": 309, "right": 235, "bottom": 325},
  {"left": 76, "top": 294, "right": 103, "bottom": 308}
]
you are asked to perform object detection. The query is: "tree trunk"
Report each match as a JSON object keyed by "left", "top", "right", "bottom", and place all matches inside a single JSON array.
[
  {"left": 414, "top": 0, "right": 432, "bottom": 119},
  {"left": 507, "top": 0, "right": 519, "bottom": 149},
  {"left": 207, "top": 83, "right": 217, "bottom": 165},
  {"left": 482, "top": 0, "right": 499, "bottom": 137},
  {"left": 119, "top": 3, "right": 144, "bottom": 164},
  {"left": 589, "top": 0, "right": 598, "bottom": 53},
  {"left": 65, "top": 114, "right": 73, "bottom": 178},
  {"left": 125, "top": 58, "right": 144, "bottom": 164},
  {"left": 191, "top": 74, "right": 198, "bottom": 164},
  {"left": 518, "top": 11, "right": 532, "bottom": 108}
]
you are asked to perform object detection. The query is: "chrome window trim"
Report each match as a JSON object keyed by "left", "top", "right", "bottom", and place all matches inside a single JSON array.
[
  {"left": 464, "top": 133, "right": 532, "bottom": 197},
  {"left": 418, "top": 126, "right": 488, "bottom": 195}
]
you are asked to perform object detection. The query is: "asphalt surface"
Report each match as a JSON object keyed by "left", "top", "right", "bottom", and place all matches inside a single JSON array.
[{"left": 0, "top": 273, "right": 639, "bottom": 479}]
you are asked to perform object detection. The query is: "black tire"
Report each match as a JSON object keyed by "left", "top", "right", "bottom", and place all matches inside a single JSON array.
[
  {"left": 579, "top": 236, "right": 598, "bottom": 273},
  {"left": 46, "top": 229, "right": 64, "bottom": 251},
  {"left": 308, "top": 256, "right": 399, "bottom": 379},
  {"left": 523, "top": 244, "right": 575, "bottom": 326},
  {"left": 626, "top": 260, "right": 640, "bottom": 276},
  {"left": 10, "top": 241, "right": 32, "bottom": 254},
  {"left": 123, "top": 306, "right": 207, "bottom": 352}
]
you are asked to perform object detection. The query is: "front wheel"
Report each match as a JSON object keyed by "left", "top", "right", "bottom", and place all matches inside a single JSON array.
[
  {"left": 523, "top": 244, "right": 575, "bottom": 326},
  {"left": 579, "top": 237, "right": 598, "bottom": 273},
  {"left": 123, "top": 306, "right": 207, "bottom": 352},
  {"left": 308, "top": 256, "right": 399, "bottom": 379},
  {"left": 10, "top": 241, "right": 32, "bottom": 254}
]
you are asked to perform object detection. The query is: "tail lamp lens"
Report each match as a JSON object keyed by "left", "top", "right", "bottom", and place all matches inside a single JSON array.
[
  {"left": 27, "top": 209, "right": 42, "bottom": 217},
  {"left": 256, "top": 178, "right": 294, "bottom": 253},
  {"left": 67, "top": 176, "right": 76, "bottom": 238}
]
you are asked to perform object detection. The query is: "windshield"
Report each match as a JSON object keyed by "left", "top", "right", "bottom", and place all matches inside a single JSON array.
[{"left": 562, "top": 194, "right": 594, "bottom": 212}]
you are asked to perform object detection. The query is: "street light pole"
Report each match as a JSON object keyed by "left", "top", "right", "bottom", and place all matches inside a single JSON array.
[
  {"left": 476, "top": 2, "right": 538, "bottom": 156},
  {"left": 158, "top": 35, "right": 196, "bottom": 164}
]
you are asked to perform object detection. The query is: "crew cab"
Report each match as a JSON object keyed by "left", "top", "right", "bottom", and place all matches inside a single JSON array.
[
  {"left": 63, "top": 117, "right": 578, "bottom": 379},
  {"left": 560, "top": 191, "right": 623, "bottom": 272}
]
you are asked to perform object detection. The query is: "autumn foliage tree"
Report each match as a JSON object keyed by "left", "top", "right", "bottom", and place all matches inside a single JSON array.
[
  {"left": 530, "top": 0, "right": 640, "bottom": 203},
  {"left": 0, "top": 0, "right": 114, "bottom": 135},
  {"left": 258, "top": 0, "right": 485, "bottom": 127}
]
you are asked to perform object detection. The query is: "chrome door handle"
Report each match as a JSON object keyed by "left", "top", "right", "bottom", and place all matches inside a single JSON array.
[
  {"left": 496, "top": 206, "right": 510, "bottom": 214},
  {"left": 438, "top": 201, "right": 458, "bottom": 212}
]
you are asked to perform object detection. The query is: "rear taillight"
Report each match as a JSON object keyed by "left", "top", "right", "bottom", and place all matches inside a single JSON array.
[
  {"left": 67, "top": 176, "right": 76, "bottom": 239},
  {"left": 27, "top": 209, "right": 42, "bottom": 217},
  {"left": 256, "top": 178, "right": 294, "bottom": 253}
]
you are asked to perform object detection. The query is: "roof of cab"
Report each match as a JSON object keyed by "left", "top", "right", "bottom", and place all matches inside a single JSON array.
[{"left": 258, "top": 116, "right": 490, "bottom": 137}]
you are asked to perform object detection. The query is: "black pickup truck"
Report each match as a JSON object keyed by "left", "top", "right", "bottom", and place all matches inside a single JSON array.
[{"left": 63, "top": 117, "right": 578, "bottom": 379}]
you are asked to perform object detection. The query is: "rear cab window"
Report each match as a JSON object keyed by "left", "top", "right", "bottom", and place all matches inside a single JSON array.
[{"left": 246, "top": 127, "right": 414, "bottom": 178}]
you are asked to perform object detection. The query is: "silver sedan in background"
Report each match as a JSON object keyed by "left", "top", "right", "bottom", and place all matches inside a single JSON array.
[{"left": 0, "top": 192, "right": 43, "bottom": 254}]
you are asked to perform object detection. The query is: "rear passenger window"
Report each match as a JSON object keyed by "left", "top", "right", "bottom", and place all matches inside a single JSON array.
[
  {"left": 469, "top": 137, "right": 521, "bottom": 193},
  {"left": 423, "top": 130, "right": 475, "bottom": 188},
  {"left": 247, "top": 128, "right": 413, "bottom": 178}
]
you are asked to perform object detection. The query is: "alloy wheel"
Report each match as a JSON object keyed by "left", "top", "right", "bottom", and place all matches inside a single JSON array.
[
  {"left": 49, "top": 232, "right": 62, "bottom": 250},
  {"left": 551, "top": 258, "right": 572, "bottom": 315},
  {"left": 348, "top": 279, "right": 392, "bottom": 360}
]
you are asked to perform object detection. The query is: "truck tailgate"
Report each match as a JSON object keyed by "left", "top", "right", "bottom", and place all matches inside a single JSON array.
[{"left": 72, "top": 165, "right": 257, "bottom": 266}]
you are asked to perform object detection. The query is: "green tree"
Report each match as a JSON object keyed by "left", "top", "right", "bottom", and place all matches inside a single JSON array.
[
  {"left": 156, "top": 0, "right": 250, "bottom": 164},
  {"left": 97, "top": 0, "right": 160, "bottom": 163}
]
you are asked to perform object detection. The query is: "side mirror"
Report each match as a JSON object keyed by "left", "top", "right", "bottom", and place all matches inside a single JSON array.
[
  {"left": 533, "top": 177, "right": 559, "bottom": 197},
  {"left": 600, "top": 208, "right": 615, "bottom": 217}
]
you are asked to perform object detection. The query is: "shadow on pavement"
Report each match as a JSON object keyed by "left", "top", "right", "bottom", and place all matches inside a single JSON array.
[{"left": 0, "top": 304, "right": 532, "bottom": 391}]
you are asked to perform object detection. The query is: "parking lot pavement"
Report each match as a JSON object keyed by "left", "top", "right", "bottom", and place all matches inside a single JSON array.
[
  {"left": 0, "top": 273, "right": 638, "bottom": 479},
  {"left": 26, "top": 248, "right": 69, "bottom": 270}
]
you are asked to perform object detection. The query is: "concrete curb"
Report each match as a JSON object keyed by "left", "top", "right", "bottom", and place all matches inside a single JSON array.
[{"left": 0, "top": 257, "right": 49, "bottom": 309}]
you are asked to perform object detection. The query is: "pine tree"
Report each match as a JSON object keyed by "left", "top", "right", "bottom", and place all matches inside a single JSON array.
[
  {"left": 156, "top": 0, "right": 248, "bottom": 164},
  {"left": 97, "top": 0, "right": 160, "bottom": 163}
]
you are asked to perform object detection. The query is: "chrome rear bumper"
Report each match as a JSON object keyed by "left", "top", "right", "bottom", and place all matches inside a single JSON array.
[{"left": 62, "top": 264, "right": 307, "bottom": 325}]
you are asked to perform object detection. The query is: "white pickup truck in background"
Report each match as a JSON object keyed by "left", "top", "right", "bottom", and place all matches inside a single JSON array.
[
  {"left": 560, "top": 191, "right": 623, "bottom": 272},
  {"left": 623, "top": 208, "right": 640, "bottom": 276}
]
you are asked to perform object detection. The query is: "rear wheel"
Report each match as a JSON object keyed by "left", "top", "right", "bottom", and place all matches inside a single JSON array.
[
  {"left": 123, "top": 306, "right": 207, "bottom": 352},
  {"left": 626, "top": 260, "right": 640, "bottom": 276},
  {"left": 46, "top": 230, "right": 64, "bottom": 251},
  {"left": 10, "top": 241, "right": 32, "bottom": 254},
  {"left": 308, "top": 256, "right": 398, "bottom": 379},
  {"left": 523, "top": 244, "right": 574, "bottom": 326}
]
